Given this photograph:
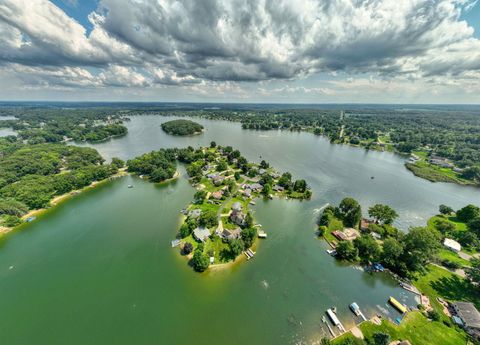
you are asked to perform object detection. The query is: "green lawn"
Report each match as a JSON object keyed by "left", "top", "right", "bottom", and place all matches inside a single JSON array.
[
  {"left": 437, "top": 248, "right": 471, "bottom": 267},
  {"left": 414, "top": 264, "right": 480, "bottom": 310},
  {"left": 406, "top": 161, "right": 474, "bottom": 185},
  {"left": 358, "top": 312, "right": 466, "bottom": 345},
  {"left": 428, "top": 215, "right": 467, "bottom": 233}
]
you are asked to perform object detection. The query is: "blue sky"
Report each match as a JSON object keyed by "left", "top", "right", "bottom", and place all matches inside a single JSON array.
[{"left": 0, "top": 0, "right": 480, "bottom": 103}]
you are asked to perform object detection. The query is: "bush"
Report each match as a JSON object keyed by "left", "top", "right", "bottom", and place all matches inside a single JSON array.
[{"left": 427, "top": 309, "right": 441, "bottom": 321}]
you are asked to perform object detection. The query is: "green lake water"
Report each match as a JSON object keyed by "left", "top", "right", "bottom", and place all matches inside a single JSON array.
[{"left": 1, "top": 115, "right": 480, "bottom": 344}]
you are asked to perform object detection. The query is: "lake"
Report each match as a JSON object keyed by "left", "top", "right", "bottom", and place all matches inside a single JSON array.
[{"left": 1, "top": 115, "right": 479, "bottom": 345}]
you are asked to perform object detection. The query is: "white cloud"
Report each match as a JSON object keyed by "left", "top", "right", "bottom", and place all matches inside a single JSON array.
[{"left": 0, "top": 0, "right": 479, "bottom": 102}]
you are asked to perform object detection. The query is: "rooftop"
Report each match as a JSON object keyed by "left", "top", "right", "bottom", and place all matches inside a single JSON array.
[
  {"left": 454, "top": 302, "right": 480, "bottom": 329},
  {"left": 443, "top": 238, "right": 462, "bottom": 252}
]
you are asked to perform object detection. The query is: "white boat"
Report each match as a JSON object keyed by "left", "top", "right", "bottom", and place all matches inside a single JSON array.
[{"left": 326, "top": 249, "right": 337, "bottom": 256}]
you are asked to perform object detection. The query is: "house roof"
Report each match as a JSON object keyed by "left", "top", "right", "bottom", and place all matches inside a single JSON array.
[
  {"left": 454, "top": 302, "right": 480, "bottom": 329},
  {"left": 193, "top": 227, "right": 210, "bottom": 242},
  {"left": 444, "top": 238, "right": 461, "bottom": 251},
  {"left": 232, "top": 202, "right": 242, "bottom": 211}
]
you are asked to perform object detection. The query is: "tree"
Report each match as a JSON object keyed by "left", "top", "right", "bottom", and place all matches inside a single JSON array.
[
  {"left": 466, "top": 258, "right": 480, "bottom": 284},
  {"left": 182, "top": 242, "right": 193, "bottom": 255},
  {"left": 459, "top": 231, "right": 480, "bottom": 251},
  {"left": 194, "top": 190, "right": 207, "bottom": 203},
  {"left": 368, "top": 204, "right": 398, "bottom": 225},
  {"left": 199, "top": 210, "right": 218, "bottom": 228},
  {"left": 433, "top": 219, "right": 455, "bottom": 235},
  {"left": 354, "top": 235, "right": 380, "bottom": 263},
  {"left": 229, "top": 239, "right": 244, "bottom": 257},
  {"left": 372, "top": 332, "right": 390, "bottom": 345},
  {"left": 262, "top": 183, "right": 272, "bottom": 197},
  {"left": 336, "top": 241, "right": 358, "bottom": 261},
  {"left": 381, "top": 237, "right": 404, "bottom": 269},
  {"left": 339, "top": 198, "right": 362, "bottom": 227},
  {"left": 234, "top": 172, "right": 241, "bottom": 180},
  {"left": 468, "top": 217, "right": 480, "bottom": 236},
  {"left": 111, "top": 157, "right": 124, "bottom": 169},
  {"left": 241, "top": 227, "right": 257, "bottom": 248},
  {"left": 278, "top": 172, "right": 292, "bottom": 189},
  {"left": 439, "top": 204, "right": 454, "bottom": 215},
  {"left": 260, "top": 160, "right": 269, "bottom": 169},
  {"left": 402, "top": 227, "right": 440, "bottom": 272},
  {"left": 293, "top": 179, "right": 307, "bottom": 193},
  {"left": 456, "top": 204, "right": 480, "bottom": 222},
  {"left": 216, "top": 160, "right": 228, "bottom": 172},
  {"left": 210, "top": 141, "right": 216, "bottom": 148},
  {"left": 244, "top": 212, "right": 254, "bottom": 228},
  {"left": 192, "top": 248, "right": 209, "bottom": 272}
]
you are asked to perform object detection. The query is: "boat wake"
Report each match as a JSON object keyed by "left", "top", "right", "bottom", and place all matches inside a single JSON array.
[
  {"left": 261, "top": 280, "right": 269, "bottom": 289},
  {"left": 313, "top": 203, "right": 330, "bottom": 214}
]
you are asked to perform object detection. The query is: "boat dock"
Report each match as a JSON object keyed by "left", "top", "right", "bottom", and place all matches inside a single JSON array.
[
  {"left": 322, "top": 315, "right": 336, "bottom": 337},
  {"left": 244, "top": 248, "right": 256, "bottom": 260},
  {"left": 326, "top": 308, "right": 346, "bottom": 333},
  {"left": 389, "top": 296, "right": 407, "bottom": 314},
  {"left": 258, "top": 230, "right": 267, "bottom": 238},
  {"left": 349, "top": 302, "right": 367, "bottom": 321}
]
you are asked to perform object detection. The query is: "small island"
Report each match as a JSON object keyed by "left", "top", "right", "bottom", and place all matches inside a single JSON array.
[
  {"left": 127, "top": 142, "right": 311, "bottom": 272},
  {"left": 161, "top": 119, "right": 204, "bottom": 136}
]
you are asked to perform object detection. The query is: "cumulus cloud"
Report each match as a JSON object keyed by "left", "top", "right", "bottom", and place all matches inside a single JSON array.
[{"left": 0, "top": 0, "right": 479, "bottom": 101}]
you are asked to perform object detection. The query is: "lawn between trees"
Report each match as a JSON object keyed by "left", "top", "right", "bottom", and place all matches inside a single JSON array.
[
  {"left": 318, "top": 200, "right": 480, "bottom": 345},
  {"left": 127, "top": 142, "right": 312, "bottom": 272}
]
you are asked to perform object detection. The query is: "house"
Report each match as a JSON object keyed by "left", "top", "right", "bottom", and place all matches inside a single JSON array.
[
  {"left": 250, "top": 183, "right": 263, "bottom": 192},
  {"left": 258, "top": 168, "right": 266, "bottom": 175},
  {"left": 230, "top": 202, "right": 246, "bottom": 226},
  {"left": 211, "top": 190, "right": 223, "bottom": 200},
  {"left": 243, "top": 189, "right": 252, "bottom": 197},
  {"left": 444, "top": 238, "right": 461, "bottom": 252},
  {"left": 213, "top": 175, "right": 225, "bottom": 186},
  {"left": 332, "top": 230, "right": 348, "bottom": 241},
  {"left": 343, "top": 228, "right": 360, "bottom": 240},
  {"left": 453, "top": 302, "right": 480, "bottom": 338},
  {"left": 220, "top": 228, "right": 241, "bottom": 241},
  {"left": 360, "top": 218, "right": 372, "bottom": 232},
  {"left": 206, "top": 172, "right": 218, "bottom": 179},
  {"left": 272, "top": 184, "right": 284, "bottom": 192},
  {"left": 188, "top": 209, "right": 202, "bottom": 219},
  {"left": 193, "top": 227, "right": 211, "bottom": 242},
  {"left": 232, "top": 202, "right": 242, "bottom": 212}
]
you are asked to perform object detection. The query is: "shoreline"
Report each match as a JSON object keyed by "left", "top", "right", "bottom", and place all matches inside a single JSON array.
[{"left": 0, "top": 169, "right": 129, "bottom": 237}]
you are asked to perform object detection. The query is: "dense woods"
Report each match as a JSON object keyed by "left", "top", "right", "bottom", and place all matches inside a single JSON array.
[
  {"left": 0, "top": 137, "right": 120, "bottom": 226},
  {"left": 161, "top": 119, "right": 203, "bottom": 136}
]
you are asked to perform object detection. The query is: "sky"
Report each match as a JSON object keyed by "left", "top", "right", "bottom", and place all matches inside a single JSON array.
[{"left": 0, "top": 0, "right": 479, "bottom": 104}]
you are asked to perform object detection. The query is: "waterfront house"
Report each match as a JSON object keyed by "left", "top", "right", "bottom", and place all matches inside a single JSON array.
[
  {"left": 444, "top": 238, "right": 461, "bottom": 252},
  {"left": 453, "top": 302, "right": 480, "bottom": 339},
  {"left": 332, "top": 230, "right": 348, "bottom": 241},
  {"left": 193, "top": 227, "right": 211, "bottom": 242},
  {"left": 272, "top": 184, "right": 284, "bottom": 192}
]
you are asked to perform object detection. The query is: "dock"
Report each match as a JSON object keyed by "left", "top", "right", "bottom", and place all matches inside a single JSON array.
[
  {"left": 350, "top": 302, "right": 367, "bottom": 321},
  {"left": 258, "top": 230, "right": 267, "bottom": 238},
  {"left": 244, "top": 249, "right": 256, "bottom": 260},
  {"left": 326, "top": 308, "right": 346, "bottom": 333},
  {"left": 322, "top": 315, "right": 336, "bottom": 337},
  {"left": 171, "top": 239, "right": 181, "bottom": 248},
  {"left": 389, "top": 296, "right": 407, "bottom": 314}
]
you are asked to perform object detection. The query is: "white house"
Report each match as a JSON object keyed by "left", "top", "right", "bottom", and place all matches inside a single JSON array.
[{"left": 444, "top": 238, "right": 462, "bottom": 252}]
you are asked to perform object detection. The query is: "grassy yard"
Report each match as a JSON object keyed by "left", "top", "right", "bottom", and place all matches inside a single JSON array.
[
  {"left": 406, "top": 161, "right": 473, "bottom": 185},
  {"left": 437, "top": 248, "right": 471, "bottom": 267},
  {"left": 358, "top": 312, "right": 466, "bottom": 345},
  {"left": 414, "top": 264, "right": 480, "bottom": 310}
]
